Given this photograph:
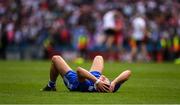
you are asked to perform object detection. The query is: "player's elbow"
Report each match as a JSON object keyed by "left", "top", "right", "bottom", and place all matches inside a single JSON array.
[
  {"left": 77, "top": 67, "right": 82, "bottom": 74},
  {"left": 125, "top": 70, "right": 132, "bottom": 79},
  {"left": 126, "top": 70, "right": 131, "bottom": 75},
  {"left": 77, "top": 67, "right": 86, "bottom": 76}
]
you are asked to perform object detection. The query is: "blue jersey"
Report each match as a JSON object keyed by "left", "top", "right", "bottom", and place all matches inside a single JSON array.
[{"left": 63, "top": 70, "right": 121, "bottom": 92}]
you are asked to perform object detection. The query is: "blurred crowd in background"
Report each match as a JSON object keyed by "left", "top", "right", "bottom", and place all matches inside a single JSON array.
[{"left": 0, "top": 0, "right": 180, "bottom": 62}]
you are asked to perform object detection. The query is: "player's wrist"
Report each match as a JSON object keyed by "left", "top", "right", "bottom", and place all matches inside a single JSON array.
[
  {"left": 95, "top": 79, "right": 100, "bottom": 85},
  {"left": 111, "top": 81, "right": 115, "bottom": 85},
  {"left": 94, "top": 79, "right": 101, "bottom": 90}
]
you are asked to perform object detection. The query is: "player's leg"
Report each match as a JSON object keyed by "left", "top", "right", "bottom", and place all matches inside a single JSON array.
[
  {"left": 141, "top": 43, "right": 148, "bottom": 61},
  {"left": 106, "top": 36, "right": 114, "bottom": 49},
  {"left": 41, "top": 55, "right": 72, "bottom": 91},
  {"left": 49, "top": 61, "right": 59, "bottom": 83},
  {"left": 77, "top": 56, "right": 104, "bottom": 82},
  {"left": 41, "top": 61, "right": 58, "bottom": 91},
  {"left": 49, "top": 55, "right": 72, "bottom": 82},
  {"left": 89, "top": 55, "right": 104, "bottom": 73},
  {"left": 131, "top": 45, "right": 137, "bottom": 61},
  {"left": 110, "top": 70, "right": 131, "bottom": 92},
  {"left": 130, "top": 39, "right": 137, "bottom": 62},
  {"left": 51, "top": 55, "right": 72, "bottom": 77}
]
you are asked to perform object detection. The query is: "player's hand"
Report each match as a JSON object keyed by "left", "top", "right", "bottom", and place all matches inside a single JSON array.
[
  {"left": 96, "top": 81, "right": 110, "bottom": 92},
  {"left": 109, "top": 82, "right": 115, "bottom": 92}
]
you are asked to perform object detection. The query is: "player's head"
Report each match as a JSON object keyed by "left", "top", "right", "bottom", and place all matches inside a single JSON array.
[{"left": 99, "top": 75, "right": 111, "bottom": 85}]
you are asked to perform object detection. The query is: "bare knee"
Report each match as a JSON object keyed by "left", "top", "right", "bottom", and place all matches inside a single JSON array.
[
  {"left": 95, "top": 55, "right": 103, "bottom": 60},
  {"left": 52, "top": 55, "right": 61, "bottom": 62}
]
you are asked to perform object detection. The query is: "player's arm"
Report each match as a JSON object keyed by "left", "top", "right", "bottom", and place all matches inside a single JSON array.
[
  {"left": 77, "top": 67, "right": 110, "bottom": 92},
  {"left": 110, "top": 70, "right": 131, "bottom": 92}
]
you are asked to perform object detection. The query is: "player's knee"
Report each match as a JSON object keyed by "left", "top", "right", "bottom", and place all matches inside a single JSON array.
[
  {"left": 95, "top": 55, "right": 103, "bottom": 60},
  {"left": 52, "top": 55, "right": 61, "bottom": 62}
]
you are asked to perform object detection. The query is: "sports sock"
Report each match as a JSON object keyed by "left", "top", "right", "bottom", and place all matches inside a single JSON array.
[{"left": 48, "top": 80, "right": 56, "bottom": 88}]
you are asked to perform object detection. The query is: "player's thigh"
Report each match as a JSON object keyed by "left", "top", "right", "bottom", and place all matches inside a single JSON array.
[
  {"left": 90, "top": 55, "right": 104, "bottom": 73},
  {"left": 63, "top": 71, "right": 79, "bottom": 91},
  {"left": 52, "top": 55, "right": 72, "bottom": 76}
]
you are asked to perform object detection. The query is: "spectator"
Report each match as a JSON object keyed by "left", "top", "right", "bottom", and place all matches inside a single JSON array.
[
  {"left": 130, "top": 14, "right": 148, "bottom": 62},
  {"left": 0, "top": 0, "right": 179, "bottom": 62}
]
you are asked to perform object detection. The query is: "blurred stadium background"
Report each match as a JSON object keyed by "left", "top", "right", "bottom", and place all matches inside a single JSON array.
[
  {"left": 0, "top": 0, "right": 180, "bottom": 104},
  {"left": 0, "top": 0, "right": 179, "bottom": 62}
]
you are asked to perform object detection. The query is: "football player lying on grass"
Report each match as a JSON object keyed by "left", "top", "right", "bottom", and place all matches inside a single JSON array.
[{"left": 41, "top": 55, "right": 131, "bottom": 92}]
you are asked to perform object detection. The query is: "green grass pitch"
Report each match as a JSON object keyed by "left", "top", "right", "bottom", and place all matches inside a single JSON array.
[{"left": 0, "top": 60, "right": 180, "bottom": 104}]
